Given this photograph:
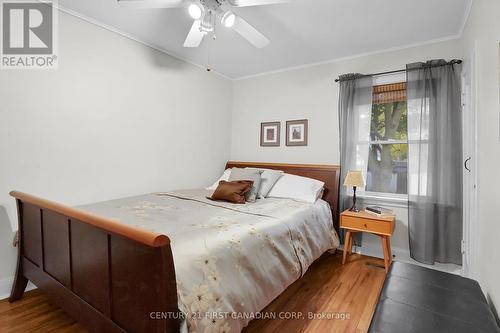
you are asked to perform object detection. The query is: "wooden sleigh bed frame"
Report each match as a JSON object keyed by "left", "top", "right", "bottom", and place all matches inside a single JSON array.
[{"left": 9, "top": 161, "right": 340, "bottom": 333}]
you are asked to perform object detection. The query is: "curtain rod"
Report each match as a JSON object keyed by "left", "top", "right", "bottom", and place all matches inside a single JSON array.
[{"left": 334, "top": 59, "right": 462, "bottom": 83}]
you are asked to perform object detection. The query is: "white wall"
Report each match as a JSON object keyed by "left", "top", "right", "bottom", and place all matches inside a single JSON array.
[
  {"left": 0, "top": 11, "right": 232, "bottom": 296},
  {"left": 461, "top": 0, "right": 500, "bottom": 319},
  {"left": 231, "top": 39, "right": 461, "bottom": 165},
  {"left": 231, "top": 38, "right": 462, "bottom": 262}
]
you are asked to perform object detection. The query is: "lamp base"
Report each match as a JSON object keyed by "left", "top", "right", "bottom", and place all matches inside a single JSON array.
[{"left": 349, "top": 186, "right": 360, "bottom": 212}]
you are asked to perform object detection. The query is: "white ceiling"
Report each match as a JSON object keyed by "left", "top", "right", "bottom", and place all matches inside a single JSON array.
[{"left": 59, "top": 0, "right": 470, "bottom": 79}]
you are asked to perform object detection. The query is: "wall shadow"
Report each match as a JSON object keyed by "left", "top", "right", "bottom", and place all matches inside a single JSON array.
[{"left": 147, "top": 44, "right": 191, "bottom": 71}]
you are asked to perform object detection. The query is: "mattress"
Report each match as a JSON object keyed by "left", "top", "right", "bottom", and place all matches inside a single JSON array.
[{"left": 79, "top": 189, "right": 340, "bottom": 333}]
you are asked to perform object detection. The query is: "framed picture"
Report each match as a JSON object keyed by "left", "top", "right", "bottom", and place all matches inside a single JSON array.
[
  {"left": 260, "top": 122, "right": 280, "bottom": 147},
  {"left": 286, "top": 119, "right": 308, "bottom": 146}
]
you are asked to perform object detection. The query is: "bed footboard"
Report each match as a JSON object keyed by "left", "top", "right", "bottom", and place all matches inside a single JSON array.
[{"left": 9, "top": 191, "right": 180, "bottom": 333}]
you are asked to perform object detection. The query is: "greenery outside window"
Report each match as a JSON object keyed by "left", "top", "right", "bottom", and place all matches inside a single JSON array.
[{"left": 365, "top": 82, "right": 408, "bottom": 196}]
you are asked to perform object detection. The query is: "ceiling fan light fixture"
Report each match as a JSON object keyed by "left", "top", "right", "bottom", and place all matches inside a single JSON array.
[
  {"left": 221, "top": 11, "right": 236, "bottom": 28},
  {"left": 188, "top": 3, "right": 203, "bottom": 19}
]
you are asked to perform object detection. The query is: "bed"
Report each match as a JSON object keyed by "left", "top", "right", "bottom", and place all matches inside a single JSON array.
[{"left": 8, "top": 161, "right": 341, "bottom": 333}]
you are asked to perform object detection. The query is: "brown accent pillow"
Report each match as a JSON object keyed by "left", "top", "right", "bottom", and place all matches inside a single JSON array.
[{"left": 209, "top": 180, "right": 254, "bottom": 204}]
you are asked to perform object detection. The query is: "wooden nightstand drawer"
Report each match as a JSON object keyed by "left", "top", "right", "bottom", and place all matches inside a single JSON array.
[
  {"left": 341, "top": 215, "right": 394, "bottom": 235},
  {"left": 340, "top": 210, "right": 396, "bottom": 272}
]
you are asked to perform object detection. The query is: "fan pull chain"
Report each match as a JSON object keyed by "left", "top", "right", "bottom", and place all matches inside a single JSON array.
[
  {"left": 207, "top": 10, "right": 216, "bottom": 72},
  {"left": 207, "top": 35, "right": 212, "bottom": 72}
]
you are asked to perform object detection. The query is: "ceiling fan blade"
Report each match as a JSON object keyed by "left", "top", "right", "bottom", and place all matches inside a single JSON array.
[
  {"left": 183, "top": 20, "right": 206, "bottom": 47},
  {"left": 117, "top": 0, "right": 184, "bottom": 8},
  {"left": 227, "top": 0, "right": 290, "bottom": 7},
  {"left": 232, "top": 16, "right": 270, "bottom": 48}
]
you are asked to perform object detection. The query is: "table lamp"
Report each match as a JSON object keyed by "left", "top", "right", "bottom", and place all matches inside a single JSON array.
[{"left": 343, "top": 170, "right": 365, "bottom": 212}]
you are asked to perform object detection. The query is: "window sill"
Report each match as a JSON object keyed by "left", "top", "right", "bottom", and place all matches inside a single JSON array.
[{"left": 356, "top": 193, "right": 408, "bottom": 209}]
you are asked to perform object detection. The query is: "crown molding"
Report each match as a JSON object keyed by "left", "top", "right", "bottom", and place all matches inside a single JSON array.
[
  {"left": 458, "top": 0, "right": 474, "bottom": 37},
  {"left": 42, "top": 1, "right": 473, "bottom": 82},
  {"left": 234, "top": 0, "right": 473, "bottom": 80},
  {"left": 48, "top": 2, "right": 233, "bottom": 81},
  {"left": 233, "top": 34, "right": 462, "bottom": 81}
]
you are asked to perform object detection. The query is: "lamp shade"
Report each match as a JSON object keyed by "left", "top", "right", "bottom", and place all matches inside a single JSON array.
[{"left": 343, "top": 170, "right": 365, "bottom": 187}]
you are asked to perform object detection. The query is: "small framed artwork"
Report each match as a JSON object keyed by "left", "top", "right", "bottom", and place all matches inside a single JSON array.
[
  {"left": 260, "top": 122, "right": 280, "bottom": 147},
  {"left": 286, "top": 119, "right": 308, "bottom": 146}
]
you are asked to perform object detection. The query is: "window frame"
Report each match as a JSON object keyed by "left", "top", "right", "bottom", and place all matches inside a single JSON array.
[{"left": 360, "top": 73, "right": 409, "bottom": 200}]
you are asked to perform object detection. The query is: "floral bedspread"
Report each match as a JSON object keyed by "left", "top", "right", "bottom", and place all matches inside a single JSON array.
[{"left": 79, "top": 189, "right": 339, "bottom": 333}]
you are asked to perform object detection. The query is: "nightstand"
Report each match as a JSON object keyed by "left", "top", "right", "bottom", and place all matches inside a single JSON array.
[{"left": 340, "top": 210, "right": 396, "bottom": 272}]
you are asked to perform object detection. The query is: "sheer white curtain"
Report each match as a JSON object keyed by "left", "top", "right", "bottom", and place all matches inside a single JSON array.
[
  {"left": 406, "top": 60, "right": 463, "bottom": 265},
  {"left": 338, "top": 74, "right": 373, "bottom": 213}
]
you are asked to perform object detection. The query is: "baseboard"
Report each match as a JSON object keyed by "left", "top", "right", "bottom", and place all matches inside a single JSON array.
[
  {"left": 0, "top": 276, "right": 36, "bottom": 301},
  {"left": 342, "top": 244, "right": 462, "bottom": 275},
  {"left": 340, "top": 243, "right": 410, "bottom": 262}
]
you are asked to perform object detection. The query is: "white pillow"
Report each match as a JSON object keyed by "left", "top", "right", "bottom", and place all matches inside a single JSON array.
[
  {"left": 245, "top": 168, "right": 284, "bottom": 198},
  {"left": 229, "top": 168, "right": 263, "bottom": 202},
  {"left": 206, "top": 169, "right": 231, "bottom": 190},
  {"left": 267, "top": 173, "right": 325, "bottom": 203}
]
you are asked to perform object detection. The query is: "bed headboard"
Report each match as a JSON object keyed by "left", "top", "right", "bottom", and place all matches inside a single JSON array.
[{"left": 225, "top": 161, "right": 341, "bottom": 230}]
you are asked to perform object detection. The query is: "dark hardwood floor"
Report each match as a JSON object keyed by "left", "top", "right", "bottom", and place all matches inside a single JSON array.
[{"left": 0, "top": 253, "right": 385, "bottom": 333}]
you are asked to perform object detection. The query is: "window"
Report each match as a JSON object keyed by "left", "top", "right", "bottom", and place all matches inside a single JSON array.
[{"left": 365, "top": 82, "right": 408, "bottom": 195}]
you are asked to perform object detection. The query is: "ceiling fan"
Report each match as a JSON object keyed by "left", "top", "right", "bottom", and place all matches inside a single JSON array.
[{"left": 117, "top": 0, "right": 290, "bottom": 48}]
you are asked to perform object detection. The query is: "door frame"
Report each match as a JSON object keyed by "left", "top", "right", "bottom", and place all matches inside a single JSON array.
[{"left": 461, "top": 45, "right": 479, "bottom": 279}]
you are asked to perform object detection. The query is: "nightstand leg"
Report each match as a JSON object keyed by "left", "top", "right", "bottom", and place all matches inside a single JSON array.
[
  {"left": 387, "top": 237, "right": 392, "bottom": 264},
  {"left": 342, "top": 231, "right": 352, "bottom": 264},
  {"left": 347, "top": 232, "right": 354, "bottom": 254},
  {"left": 382, "top": 236, "right": 390, "bottom": 272}
]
